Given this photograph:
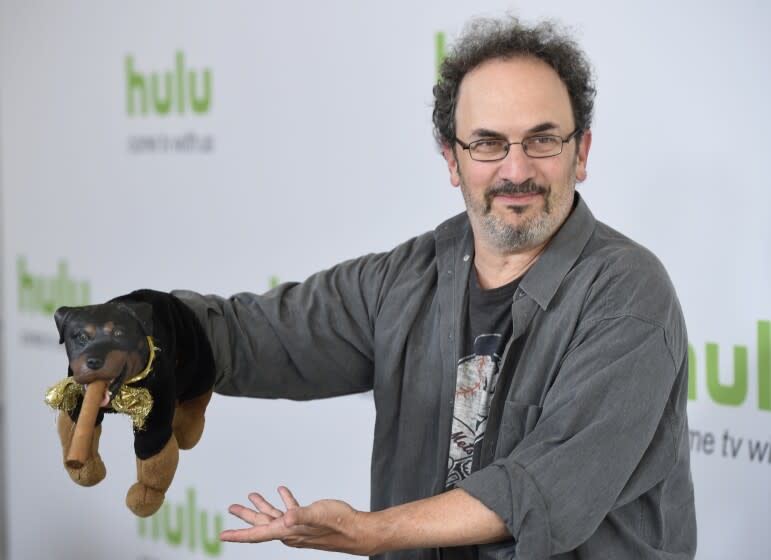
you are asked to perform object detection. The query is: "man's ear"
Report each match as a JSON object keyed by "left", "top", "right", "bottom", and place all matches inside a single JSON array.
[
  {"left": 576, "top": 129, "right": 592, "bottom": 183},
  {"left": 440, "top": 142, "right": 462, "bottom": 187},
  {"left": 54, "top": 307, "right": 72, "bottom": 344}
]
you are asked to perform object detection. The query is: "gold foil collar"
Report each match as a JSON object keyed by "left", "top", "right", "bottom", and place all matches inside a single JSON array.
[
  {"left": 111, "top": 385, "right": 153, "bottom": 430},
  {"left": 125, "top": 337, "right": 159, "bottom": 384},
  {"left": 45, "top": 377, "right": 84, "bottom": 412}
]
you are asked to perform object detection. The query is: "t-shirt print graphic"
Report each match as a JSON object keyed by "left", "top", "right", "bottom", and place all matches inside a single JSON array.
[{"left": 446, "top": 333, "right": 504, "bottom": 488}]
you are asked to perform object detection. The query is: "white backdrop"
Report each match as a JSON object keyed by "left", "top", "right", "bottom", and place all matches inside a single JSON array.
[{"left": 1, "top": 1, "right": 769, "bottom": 559}]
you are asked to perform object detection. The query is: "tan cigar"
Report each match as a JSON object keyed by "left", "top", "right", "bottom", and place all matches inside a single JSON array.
[{"left": 65, "top": 379, "right": 108, "bottom": 469}]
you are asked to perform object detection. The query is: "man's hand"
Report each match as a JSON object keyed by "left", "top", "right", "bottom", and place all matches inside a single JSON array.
[
  {"left": 221, "top": 485, "right": 510, "bottom": 554},
  {"left": 220, "top": 486, "right": 379, "bottom": 556}
]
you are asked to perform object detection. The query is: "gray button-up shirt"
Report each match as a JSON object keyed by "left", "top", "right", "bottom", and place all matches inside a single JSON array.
[{"left": 175, "top": 193, "right": 696, "bottom": 559}]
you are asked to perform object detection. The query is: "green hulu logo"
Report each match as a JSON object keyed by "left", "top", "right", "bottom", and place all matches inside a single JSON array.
[
  {"left": 17, "top": 256, "right": 90, "bottom": 315},
  {"left": 138, "top": 488, "right": 222, "bottom": 557},
  {"left": 435, "top": 31, "right": 446, "bottom": 81},
  {"left": 688, "top": 320, "right": 770, "bottom": 411},
  {"left": 126, "top": 51, "right": 212, "bottom": 116}
]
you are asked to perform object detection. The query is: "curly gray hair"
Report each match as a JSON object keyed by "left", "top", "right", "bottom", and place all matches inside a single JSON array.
[{"left": 432, "top": 17, "right": 596, "bottom": 149}]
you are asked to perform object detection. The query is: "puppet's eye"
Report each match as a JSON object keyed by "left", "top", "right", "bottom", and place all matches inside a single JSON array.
[
  {"left": 76, "top": 332, "right": 89, "bottom": 344},
  {"left": 113, "top": 328, "right": 124, "bottom": 337}
]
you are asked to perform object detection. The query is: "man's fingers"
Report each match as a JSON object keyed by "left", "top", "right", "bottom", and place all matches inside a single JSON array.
[
  {"left": 220, "top": 524, "right": 286, "bottom": 543},
  {"left": 248, "top": 492, "right": 284, "bottom": 518},
  {"left": 220, "top": 528, "right": 260, "bottom": 543},
  {"left": 278, "top": 486, "right": 301, "bottom": 510},
  {"left": 220, "top": 486, "right": 331, "bottom": 546},
  {"left": 227, "top": 503, "right": 275, "bottom": 526},
  {"left": 221, "top": 509, "right": 294, "bottom": 543}
]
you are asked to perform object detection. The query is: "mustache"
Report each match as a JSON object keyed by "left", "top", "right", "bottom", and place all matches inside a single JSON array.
[
  {"left": 484, "top": 180, "right": 549, "bottom": 210},
  {"left": 487, "top": 180, "right": 548, "bottom": 197}
]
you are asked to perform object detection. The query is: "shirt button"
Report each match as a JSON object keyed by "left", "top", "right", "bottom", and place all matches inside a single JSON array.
[{"left": 463, "top": 254, "right": 470, "bottom": 262}]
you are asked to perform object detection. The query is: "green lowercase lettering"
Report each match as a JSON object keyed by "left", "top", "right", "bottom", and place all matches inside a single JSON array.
[
  {"left": 17, "top": 256, "right": 90, "bottom": 315},
  {"left": 138, "top": 487, "right": 222, "bottom": 556},
  {"left": 126, "top": 52, "right": 212, "bottom": 116},
  {"left": 688, "top": 320, "right": 771, "bottom": 411}
]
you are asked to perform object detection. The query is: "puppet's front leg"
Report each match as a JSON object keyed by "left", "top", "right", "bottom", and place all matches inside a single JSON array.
[
  {"left": 126, "top": 435, "right": 179, "bottom": 517},
  {"left": 56, "top": 412, "right": 106, "bottom": 486},
  {"left": 173, "top": 388, "right": 213, "bottom": 449}
]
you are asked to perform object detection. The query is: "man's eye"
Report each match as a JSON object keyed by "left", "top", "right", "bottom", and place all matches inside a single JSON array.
[
  {"left": 528, "top": 136, "right": 559, "bottom": 146},
  {"left": 113, "top": 328, "right": 124, "bottom": 337},
  {"left": 472, "top": 140, "right": 505, "bottom": 153}
]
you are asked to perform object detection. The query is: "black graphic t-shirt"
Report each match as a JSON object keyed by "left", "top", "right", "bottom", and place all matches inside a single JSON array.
[{"left": 446, "top": 269, "right": 519, "bottom": 488}]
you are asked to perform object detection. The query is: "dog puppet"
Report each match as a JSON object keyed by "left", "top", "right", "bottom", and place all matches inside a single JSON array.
[{"left": 45, "top": 290, "right": 215, "bottom": 517}]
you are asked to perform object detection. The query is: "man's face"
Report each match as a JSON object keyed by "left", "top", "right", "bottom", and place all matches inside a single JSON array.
[{"left": 442, "top": 56, "right": 592, "bottom": 254}]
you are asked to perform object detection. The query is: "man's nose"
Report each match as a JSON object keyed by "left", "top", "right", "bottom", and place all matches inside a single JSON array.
[{"left": 496, "top": 144, "right": 536, "bottom": 184}]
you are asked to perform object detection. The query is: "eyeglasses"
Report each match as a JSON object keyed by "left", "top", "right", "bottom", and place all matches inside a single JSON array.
[{"left": 455, "top": 128, "right": 581, "bottom": 161}]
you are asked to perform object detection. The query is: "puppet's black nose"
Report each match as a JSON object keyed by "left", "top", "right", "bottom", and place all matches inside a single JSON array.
[{"left": 86, "top": 357, "right": 104, "bottom": 370}]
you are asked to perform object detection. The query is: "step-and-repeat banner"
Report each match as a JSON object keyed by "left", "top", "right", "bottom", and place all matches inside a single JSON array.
[{"left": 1, "top": 1, "right": 768, "bottom": 559}]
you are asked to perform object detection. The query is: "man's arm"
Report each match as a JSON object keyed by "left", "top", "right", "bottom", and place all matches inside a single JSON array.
[
  {"left": 220, "top": 486, "right": 510, "bottom": 555},
  {"left": 172, "top": 233, "right": 435, "bottom": 400}
]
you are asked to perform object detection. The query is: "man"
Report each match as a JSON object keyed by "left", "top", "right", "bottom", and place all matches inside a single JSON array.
[{"left": 170, "top": 17, "right": 696, "bottom": 559}]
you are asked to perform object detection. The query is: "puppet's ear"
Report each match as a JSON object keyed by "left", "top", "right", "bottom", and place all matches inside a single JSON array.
[
  {"left": 54, "top": 307, "right": 72, "bottom": 344},
  {"left": 120, "top": 301, "right": 153, "bottom": 336}
]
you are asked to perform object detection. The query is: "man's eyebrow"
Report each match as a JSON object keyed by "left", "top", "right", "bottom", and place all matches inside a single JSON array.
[
  {"left": 469, "top": 122, "right": 564, "bottom": 139},
  {"left": 526, "top": 122, "right": 561, "bottom": 134},
  {"left": 468, "top": 128, "right": 507, "bottom": 139}
]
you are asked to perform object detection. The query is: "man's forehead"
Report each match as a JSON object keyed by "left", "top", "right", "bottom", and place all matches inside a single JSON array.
[{"left": 455, "top": 56, "right": 574, "bottom": 135}]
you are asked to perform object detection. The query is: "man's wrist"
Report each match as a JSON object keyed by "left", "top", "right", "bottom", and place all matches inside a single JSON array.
[{"left": 354, "top": 509, "right": 395, "bottom": 556}]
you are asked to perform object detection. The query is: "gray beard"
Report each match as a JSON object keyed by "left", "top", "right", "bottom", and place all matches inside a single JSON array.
[
  {"left": 477, "top": 199, "right": 558, "bottom": 253},
  {"left": 461, "top": 178, "right": 571, "bottom": 254}
]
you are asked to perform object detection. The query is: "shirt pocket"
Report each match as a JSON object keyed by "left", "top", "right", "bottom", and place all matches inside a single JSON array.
[{"left": 495, "top": 401, "right": 543, "bottom": 457}]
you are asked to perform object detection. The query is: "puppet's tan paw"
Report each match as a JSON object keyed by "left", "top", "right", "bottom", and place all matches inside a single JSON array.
[
  {"left": 57, "top": 414, "right": 106, "bottom": 486},
  {"left": 126, "top": 482, "right": 165, "bottom": 517},
  {"left": 127, "top": 437, "right": 178, "bottom": 517},
  {"left": 65, "top": 456, "right": 106, "bottom": 487}
]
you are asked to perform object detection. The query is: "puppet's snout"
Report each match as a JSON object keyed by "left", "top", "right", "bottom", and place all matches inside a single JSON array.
[{"left": 71, "top": 350, "right": 128, "bottom": 386}]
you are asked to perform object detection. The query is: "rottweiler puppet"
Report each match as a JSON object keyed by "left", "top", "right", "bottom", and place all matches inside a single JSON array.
[{"left": 45, "top": 290, "right": 215, "bottom": 517}]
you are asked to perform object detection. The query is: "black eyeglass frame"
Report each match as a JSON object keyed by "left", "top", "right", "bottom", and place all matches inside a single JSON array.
[{"left": 454, "top": 128, "right": 582, "bottom": 161}]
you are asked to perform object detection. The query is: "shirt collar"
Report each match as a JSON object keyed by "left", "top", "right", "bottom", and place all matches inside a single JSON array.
[{"left": 520, "top": 192, "right": 595, "bottom": 310}]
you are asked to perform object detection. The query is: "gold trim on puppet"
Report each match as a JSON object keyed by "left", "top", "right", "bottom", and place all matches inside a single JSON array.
[{"left": 45, "top": 336, "right": 160, "bottom": 430}]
